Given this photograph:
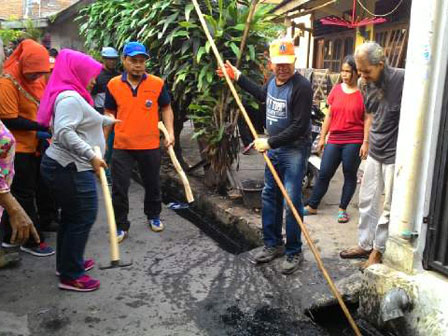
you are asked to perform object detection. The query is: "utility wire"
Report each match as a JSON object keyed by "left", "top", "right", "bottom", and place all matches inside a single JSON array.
[{"left": 356, "top": 0, "right": 404, "bottom": 17}]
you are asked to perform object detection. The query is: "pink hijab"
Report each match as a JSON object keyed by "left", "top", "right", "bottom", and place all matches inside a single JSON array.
[{"left": 37, "top": 49, "right": 102, "bottom": 127}]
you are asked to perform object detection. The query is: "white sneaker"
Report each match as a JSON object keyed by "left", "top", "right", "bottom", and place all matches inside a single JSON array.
[
  {"left": 2, "top": 242, "right": 20, "bottom": 248},
  {"left": 117, "top": 230, "right": 128, "bottom": 243},
  {"left": 149, "top": 218, "right": 164, "bottom": 232}
]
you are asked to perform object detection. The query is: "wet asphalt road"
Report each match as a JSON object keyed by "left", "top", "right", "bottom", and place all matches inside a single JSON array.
[{"left": 0, "top": 181, "right": 338, "bottom": 336}]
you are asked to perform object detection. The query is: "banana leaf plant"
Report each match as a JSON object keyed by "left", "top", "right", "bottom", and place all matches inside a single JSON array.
[{"left": 78, "top": 0, "right": 281, "bottom": 189}]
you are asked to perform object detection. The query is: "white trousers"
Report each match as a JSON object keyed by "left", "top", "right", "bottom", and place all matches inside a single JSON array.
[{"left": 358, "top": 156, "right": 395, "bottom": 254}]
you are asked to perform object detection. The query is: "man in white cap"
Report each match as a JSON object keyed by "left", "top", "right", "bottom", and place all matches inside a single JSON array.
[
  {"left": 92, "top": 47, "right": 120, "bottom": 114},
  {"left": 91, "top": 47, "right": 120, "bottom": 183},
  {"left": 218, "top": 39, "right": 313, "bottom": 274}
]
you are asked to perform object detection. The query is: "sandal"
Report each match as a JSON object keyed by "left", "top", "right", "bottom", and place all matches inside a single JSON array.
[
  {"left": 339, "top": 246, "right": 371, "bottom": 259},
  {"left": 338, "top": 210, "right": 349, "bottom": 223},
  {"left": 303, "top": 206, "right": 317, "bottom": 216}
]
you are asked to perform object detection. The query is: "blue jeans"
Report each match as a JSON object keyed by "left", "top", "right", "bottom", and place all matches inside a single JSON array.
[
  {"left": 262, "top": 145, "right": 310, "bottom": 256},
  {"left": 307, "top": 143, "right": 361, "bottom": 210},
  {"left": 40, "top": 155, "right": 98, "bottom": 280}
]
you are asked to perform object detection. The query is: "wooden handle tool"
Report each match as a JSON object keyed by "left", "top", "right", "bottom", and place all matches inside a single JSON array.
[{"left": 158, "top": 121, "right": 194, "bottom": 203}]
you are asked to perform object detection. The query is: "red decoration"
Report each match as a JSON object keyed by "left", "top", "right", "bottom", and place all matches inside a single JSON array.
[{"left": 320, "top": 0, "right": 386, "bottom": 28}]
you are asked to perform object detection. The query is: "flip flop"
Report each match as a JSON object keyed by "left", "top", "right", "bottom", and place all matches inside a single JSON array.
[
  {"left": 303, "top": 207, "right": 317, "bottom": 216},
  {"left": 338, "top": 210, "right": 349, "bottom": 223}
]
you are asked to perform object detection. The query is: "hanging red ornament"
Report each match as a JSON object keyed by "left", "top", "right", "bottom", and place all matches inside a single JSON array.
[{"left": 320, "top": 0, "right": 386, "bottom": 28}]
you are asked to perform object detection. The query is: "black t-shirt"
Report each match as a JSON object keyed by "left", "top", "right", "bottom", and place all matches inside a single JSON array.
[{"left": 91, "top": 67, "right": 120, "bottom": 113}]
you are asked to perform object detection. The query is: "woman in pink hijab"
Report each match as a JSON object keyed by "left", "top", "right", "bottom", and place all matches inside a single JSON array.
[{"left": 38, "top": 49, "right": 118, "bottom": 292}]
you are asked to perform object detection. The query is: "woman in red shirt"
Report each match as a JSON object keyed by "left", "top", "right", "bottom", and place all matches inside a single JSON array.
[{"left": 305, "top": 55, "right": 371, "bottom": 223}]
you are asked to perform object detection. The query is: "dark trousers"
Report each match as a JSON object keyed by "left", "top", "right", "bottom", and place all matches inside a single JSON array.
[
  {"left": 112, "top": 149, "right": 161, "bottom": 231},
  {"left": 1, "top": 153, "right": 44, "bottom": 247},
  {"left": 36, "top": 140, "right": 59, "bottom": 226},
  {"left": 307, "top": 143, "right": 361, "bottom": 210},
  {"left": 40, "top": 155, "right": 98, "bottom": 280},
  {"left": 37, "top": 156, "right": 59, "bottom": 226}
]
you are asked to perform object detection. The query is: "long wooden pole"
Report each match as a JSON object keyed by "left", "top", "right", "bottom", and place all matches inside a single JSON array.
[
  {"left": 94, "top": 146, "right": 120, "bottom": 263},
  {"left": 191, "top": 1, "right": 362, "bottom": 335}
]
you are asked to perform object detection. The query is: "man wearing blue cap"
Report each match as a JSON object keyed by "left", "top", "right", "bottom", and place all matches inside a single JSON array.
[{"left": 104, "top": 42, "right": 174, "bottom": 243}]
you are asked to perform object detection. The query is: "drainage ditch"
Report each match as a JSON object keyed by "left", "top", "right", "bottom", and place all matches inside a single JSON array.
[
  {"left": 163, "top": 197, "right": 256, "bottom": 255},
  {"left": 160, "top": 194, "right": 393, "bottom": 335},
  {"left": 306, "top": 304, "right": 397, "bottom": 336},
  {"left": 137, "top": 172, "right": 394, "bottom": 335}
]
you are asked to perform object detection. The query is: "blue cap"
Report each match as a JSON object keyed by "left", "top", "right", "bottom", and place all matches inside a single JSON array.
[
  {"left": 101, "top": 47, "right": 119, "bottom": 58},
  {"left": 123, "top": 42, "right": 149, "bottom": 58}
]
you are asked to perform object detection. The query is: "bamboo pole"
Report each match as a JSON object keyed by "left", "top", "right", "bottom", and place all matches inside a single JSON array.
[
  {"left": 94, "top": 146, "right": 120, "bottom": 263},
  {"left": 191, "top": 1, "right": 362, "bottom": 335},
  {"left": 228, "top": 0, "right": 258, "bottom": 126},
  {"left": 236, "top": 0, "right": 258, "bottom": 69},
  {"left": 231, "top": 0, "right": 258, "bottom": 127}
]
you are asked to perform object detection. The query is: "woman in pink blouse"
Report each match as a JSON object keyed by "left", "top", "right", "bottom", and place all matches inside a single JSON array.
[{"left": 0, "top": 121, "right": 40, "bottom": 268}]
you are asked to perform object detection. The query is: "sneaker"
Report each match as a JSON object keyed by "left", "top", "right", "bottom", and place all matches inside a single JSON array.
[
  {"left": 149, "top": 218, "right": 164, "bottom": 232},
  {"left": 84, "top": 259, "right": 95, "bottom": 272},
  {"left": 56, "top": 259, "right": 95, "bottom": 276},
  {"left": 117, "top": 230, "right": 128, "bottom": 243},
  {"left": 254, "top": 245, "right": 285, "bottom": 263},
  {"left": 1, "top": 242, "right": 20, "bottom": 248},
  {"left": 59, "top": 275, "right": 100, "bottom": 292},
  {"left": 20, "top": 243, "right": 55, "bottom": 257},
  {"left": 281, "top": 253, "right": 304, "bottom": 274}
]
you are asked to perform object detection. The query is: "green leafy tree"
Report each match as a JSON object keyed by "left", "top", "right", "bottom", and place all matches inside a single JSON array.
[
  {"left": 0, "top": 19, "right": 43, "bottom": 44},
  {"left": 0, "top": 28, "right": 23, "bottom": 45},
  {"left": 78, "top": 0, "right": 280, "bottom": 188}
]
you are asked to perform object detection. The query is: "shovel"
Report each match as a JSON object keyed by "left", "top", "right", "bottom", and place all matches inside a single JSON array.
[{"left": 94, "top": 146, "right": 132, "bottom": 270}]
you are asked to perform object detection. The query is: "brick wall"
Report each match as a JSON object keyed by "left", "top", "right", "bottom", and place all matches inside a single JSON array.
[
  {"left": 29, "top": 0, "right": 78, "bottom": 18},
  {"left": 0, "top": 0, "right": 78, "bottom": 20},
  {"left": 0, "top": 0, "right": 24, "bottom": 20}
]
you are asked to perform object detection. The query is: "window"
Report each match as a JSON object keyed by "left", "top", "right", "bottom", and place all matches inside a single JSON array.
[
  {"left": 375, "top": 24, "right": 408, "bottom": 68},
  {"left": 315, "top": 35, "right": 355, "bottom": 71}
]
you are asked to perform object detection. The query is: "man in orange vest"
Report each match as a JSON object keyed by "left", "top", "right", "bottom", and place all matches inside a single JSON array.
[{"left": 104, "top": 42, "right": 174, "bottom": 243}]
